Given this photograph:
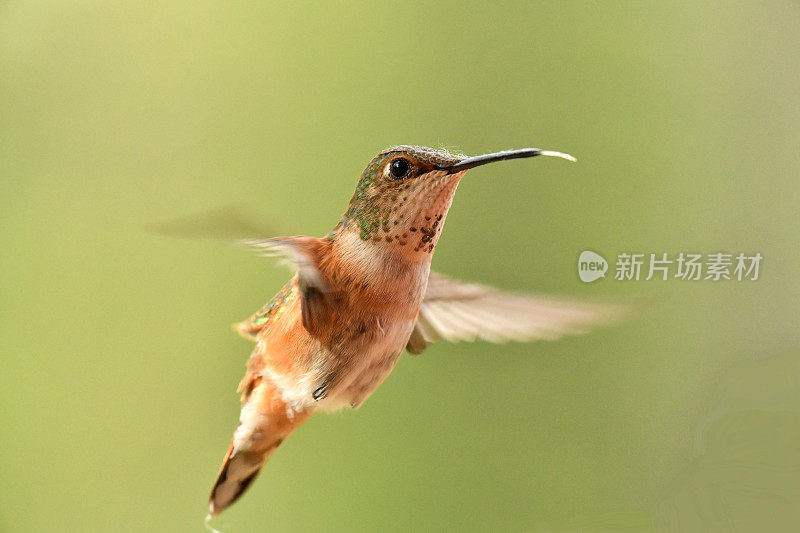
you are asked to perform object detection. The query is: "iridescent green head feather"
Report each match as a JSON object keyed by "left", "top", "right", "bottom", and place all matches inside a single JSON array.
[{"left": 336, "top": 146, "right": 464, "bottom": 241}]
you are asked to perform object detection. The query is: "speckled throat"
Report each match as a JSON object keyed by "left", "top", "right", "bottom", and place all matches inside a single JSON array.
[{"left": 331, "top": 146, "right": 467, "bottom": 258}]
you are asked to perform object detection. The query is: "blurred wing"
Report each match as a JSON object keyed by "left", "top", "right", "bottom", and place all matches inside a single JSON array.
[
  {"left": 145, "top": 204, "right": 276, "bottom": 240},
  {"left": 407, "top": 271, "right": 629, "bottom": 354},
  {"left": 240, "top": 237, "right": 327, "bottom": 291},
  {"left": 240, "top": 236, "right": 334, "bottom": 335}
]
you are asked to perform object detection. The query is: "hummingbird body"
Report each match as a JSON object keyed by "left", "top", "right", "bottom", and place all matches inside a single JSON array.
[{"left": 208, "top": 145, "right": 624, "bottom": 517}]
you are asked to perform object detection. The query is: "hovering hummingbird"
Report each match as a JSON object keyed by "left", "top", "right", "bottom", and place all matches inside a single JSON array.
[{"left": 208, "top": 145, "right": 626, "bottom": 517}]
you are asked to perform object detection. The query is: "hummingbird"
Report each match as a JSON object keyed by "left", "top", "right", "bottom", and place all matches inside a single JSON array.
[{"left": 207, "top": 145, "right": 626, "bottom": 517}]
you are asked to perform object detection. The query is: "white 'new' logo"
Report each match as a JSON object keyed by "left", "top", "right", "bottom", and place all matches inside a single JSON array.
[{"left": 578, "top": 250, "right": 608, "bottom": 282}]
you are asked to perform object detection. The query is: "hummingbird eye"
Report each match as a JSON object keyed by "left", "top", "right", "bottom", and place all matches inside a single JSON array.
[{"left": 389, "top": 158, "right": 411, "bottom": 179}]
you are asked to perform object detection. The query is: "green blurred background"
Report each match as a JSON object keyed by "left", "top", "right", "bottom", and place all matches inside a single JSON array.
[{"left": 2, "top": 2, "right": 799, "bottom": 531}]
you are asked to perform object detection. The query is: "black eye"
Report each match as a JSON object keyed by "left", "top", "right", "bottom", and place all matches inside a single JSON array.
[{"left": 389, "top": 158, "right": 411, "bottom": 179}]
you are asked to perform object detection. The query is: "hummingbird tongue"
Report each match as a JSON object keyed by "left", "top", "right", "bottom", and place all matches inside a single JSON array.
[{"left": 438, "top": 148, "right": 576, "bottom": 172}]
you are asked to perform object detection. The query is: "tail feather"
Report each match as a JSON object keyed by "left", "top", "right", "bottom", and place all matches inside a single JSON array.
[
  {"left": 209, "top": 445, "right": 262, "bottom": 516},
  {"left": 209, "top": 379, "right": 310, "bottom": 516}
]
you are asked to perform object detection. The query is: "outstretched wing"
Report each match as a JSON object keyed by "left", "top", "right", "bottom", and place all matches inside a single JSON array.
[
  {"left": 406, "top": 271, "right": 630, "bottom": 354},
  {"left": 240, "top": 236, "right": 334, "bottom": 336}
]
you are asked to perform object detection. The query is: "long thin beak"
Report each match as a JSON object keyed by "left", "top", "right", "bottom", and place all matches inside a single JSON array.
[{"left": 437, "top": 148, "right": 576, "bottom": 173}]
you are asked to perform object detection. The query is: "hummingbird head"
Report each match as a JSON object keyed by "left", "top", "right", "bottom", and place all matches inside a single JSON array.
[{"left": 332, "top": 145, "right": 574, "bottom": 260}]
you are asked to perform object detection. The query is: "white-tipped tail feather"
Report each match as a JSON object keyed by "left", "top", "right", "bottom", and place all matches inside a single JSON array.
[{"left": 209, "top": 379, "right": 311, "bottom": 516}]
